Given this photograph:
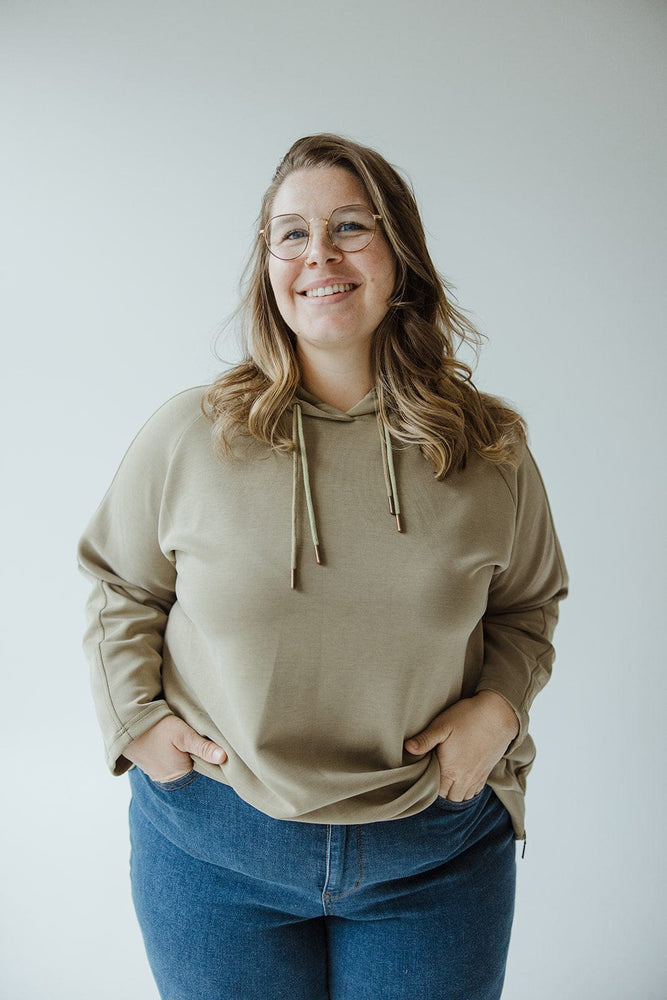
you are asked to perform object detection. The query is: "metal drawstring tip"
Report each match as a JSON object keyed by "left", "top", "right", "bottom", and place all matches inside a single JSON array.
[
  {"left": 290, "top": 568, "right": 296, "bottom": 590},
  {"left": 314, "top": 544, "right": 322, "bottom": 565},
  {"left": 388, "top": 496, "right": 396, "bottom": 516},
  {"left": 395, "top": 513, "right": 404, "bottom": 533}
]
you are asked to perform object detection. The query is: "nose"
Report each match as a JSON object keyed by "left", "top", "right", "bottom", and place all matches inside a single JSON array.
[{"left": 303, "top": 219, "right": 343, "bottom": 267}]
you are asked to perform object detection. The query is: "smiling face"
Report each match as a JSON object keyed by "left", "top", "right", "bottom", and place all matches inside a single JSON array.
[{"left": 267, "top": 166, "right": 396, "bottom": 365}]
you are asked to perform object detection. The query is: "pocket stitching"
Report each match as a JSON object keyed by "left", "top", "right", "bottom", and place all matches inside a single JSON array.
[
  {"left": 433, "top": 786, "right": 487, "bottom": 811},
  {"left": 150, "top": 770, "right": 199, "bottom": 791}
]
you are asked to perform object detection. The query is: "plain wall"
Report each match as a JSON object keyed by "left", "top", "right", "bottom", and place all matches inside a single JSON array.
[{"left": 2, "top": 1, "right": 665, "bottom": 996}]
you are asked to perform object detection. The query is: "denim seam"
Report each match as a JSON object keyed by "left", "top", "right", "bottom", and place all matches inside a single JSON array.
[
  {"left": 154, "top": 771, "right": 200, "bottom": 791},
  {"left": 321, "top": 826, "right": 333, "bottom": 915},
  {"left": 322, "top": 826, "right": 364, "bottom": 915}
]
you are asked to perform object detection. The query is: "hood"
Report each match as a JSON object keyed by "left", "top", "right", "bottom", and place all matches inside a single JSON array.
[{"left": 292, "top": 387, "right": 380, "bottom": 422}]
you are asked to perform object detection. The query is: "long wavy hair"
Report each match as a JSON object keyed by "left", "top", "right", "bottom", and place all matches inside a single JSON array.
[{"left": 203, "top": 133, "right": 525, "bottom": 477}]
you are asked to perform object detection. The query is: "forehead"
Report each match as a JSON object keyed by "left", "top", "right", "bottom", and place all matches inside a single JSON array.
[{"left": 269, "top": 166, "right": 371, "bottom": 219}]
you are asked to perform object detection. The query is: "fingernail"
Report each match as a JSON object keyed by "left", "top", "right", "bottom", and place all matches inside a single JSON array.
[{"left": 212, "top": 748, "right": 225, "bottom": 764}]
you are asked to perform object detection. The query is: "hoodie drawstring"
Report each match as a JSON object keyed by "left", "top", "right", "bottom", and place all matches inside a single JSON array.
[
  {"left": 292, "top": 404, "right": 322, "bottom": 589},
  {"left": 377, "top": 411, "right": 404, "bottom": 534},
  {"left": 290, "top": 402, "right": 403, "bottom": 590}
]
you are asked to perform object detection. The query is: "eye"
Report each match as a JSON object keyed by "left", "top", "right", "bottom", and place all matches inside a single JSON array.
[
  {"left": 329, "top": 206, "right": 375, "bottom": 242},
  {"left": 265, "top": 215, "right": 309, "bottom": 249},
  {"left": 336, "top": 219, "right": 368, "bottom": 234},
  {"left": 281, "top": 227, "right": 309, "bottom": 243},
  {"left": 333, "top": 211, "right": 372, "bottom": 234}
]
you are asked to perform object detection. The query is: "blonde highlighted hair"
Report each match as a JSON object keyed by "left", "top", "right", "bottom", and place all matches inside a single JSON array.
[{"left": 204, "top": 133, "right": 525, "bottom": 478}]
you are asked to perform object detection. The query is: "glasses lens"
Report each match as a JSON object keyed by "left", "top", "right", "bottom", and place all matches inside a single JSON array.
[
  {"left": 264, "top": 214, "right": 309, "bottom": 260},
  {"left": 328, "top": 206, "right": 376, "bottom": 252}
]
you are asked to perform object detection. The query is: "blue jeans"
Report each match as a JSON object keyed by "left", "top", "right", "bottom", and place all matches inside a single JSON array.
[{"left": 129, "top": 768, "right": 516, "bottom": 1000}]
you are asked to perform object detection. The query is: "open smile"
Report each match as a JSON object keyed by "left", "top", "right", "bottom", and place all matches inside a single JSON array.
[{"left": 299, "top": 283, "right": 358, "bottom": 298}]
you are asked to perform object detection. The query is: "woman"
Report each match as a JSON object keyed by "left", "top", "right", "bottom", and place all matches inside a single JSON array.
[{"left": 79, "top": 133, "right": 567, "bottom": 1000}]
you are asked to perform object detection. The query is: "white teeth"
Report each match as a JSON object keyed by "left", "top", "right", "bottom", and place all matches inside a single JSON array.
[{"left": 304, "top": 283, "right": 355, "bottom": 297}]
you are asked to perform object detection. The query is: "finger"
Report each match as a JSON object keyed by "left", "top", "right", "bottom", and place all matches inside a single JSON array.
[
  {"left": 444, "top": 780, "right": 469, "bottom": 802},
  {"left": 463, "top": 785, "right": 486, "bottom": 800},
  {"left": 405, "top": 724, "right": 445, "bottom": 755},
  {"left": 438, "top": 777, "right": 455, "bottom": 800},
  {"left": 176, "top": 724, "right": 227, "bottom": 765},
  {"left": 439, "top": 776, "right": 483, "bottom": 802}
]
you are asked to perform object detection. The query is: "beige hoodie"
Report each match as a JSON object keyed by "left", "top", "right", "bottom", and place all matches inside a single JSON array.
[{"left": 78, "top": 386, "right": 567, "bottom": 837}]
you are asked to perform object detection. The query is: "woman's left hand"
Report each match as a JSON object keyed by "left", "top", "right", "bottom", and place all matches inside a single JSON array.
[{"left": 404, "top": 691, "right": 520, "bottom": 802}]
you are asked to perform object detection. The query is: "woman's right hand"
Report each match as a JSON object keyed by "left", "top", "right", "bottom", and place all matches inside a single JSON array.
[{"left": 123, "top": 716, "right": 227, "bottom": 783}]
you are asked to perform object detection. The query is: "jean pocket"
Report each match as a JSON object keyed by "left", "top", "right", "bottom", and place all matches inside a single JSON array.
[
  {"left": 433, "top": 786, "right": 488, "bottom": 811},
  {"left": 148, "top": 770, "right": 200, "bottom": 791}
]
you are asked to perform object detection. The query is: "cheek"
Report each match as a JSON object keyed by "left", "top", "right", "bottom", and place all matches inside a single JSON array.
[
  {"left": 269, "top": 268, "right": 290, "bottom": 319},
  {"left": 369, "top": 243, "right": 397, "bottom": 293},
  {"left": 370, "top": 255, "right": 397, "bottom": 304},
  {"left": 268, "top": 263, "right": 295, "bottom": 314}
]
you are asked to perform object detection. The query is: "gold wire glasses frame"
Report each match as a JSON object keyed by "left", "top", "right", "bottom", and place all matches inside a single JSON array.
[{"left": 260, "top": 204, "right": 383, "bottom": 261}]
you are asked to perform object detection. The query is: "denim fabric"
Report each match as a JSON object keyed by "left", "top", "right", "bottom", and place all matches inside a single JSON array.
[{"left": 129, "top": 768, "right": 516, "bottom": 1000}]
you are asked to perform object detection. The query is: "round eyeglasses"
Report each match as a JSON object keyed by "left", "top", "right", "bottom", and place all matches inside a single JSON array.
[{"left": 260, "top": 204, "right": 382, "bottom": 261}]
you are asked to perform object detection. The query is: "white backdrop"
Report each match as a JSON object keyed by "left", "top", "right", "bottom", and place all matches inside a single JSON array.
[{"left": 2, "top": 1, "right": 665, "bottom": 997}]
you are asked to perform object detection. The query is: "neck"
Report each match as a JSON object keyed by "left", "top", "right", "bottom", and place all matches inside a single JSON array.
[{"left": 297, "top": 348, "right": 374, "bottom": 412}]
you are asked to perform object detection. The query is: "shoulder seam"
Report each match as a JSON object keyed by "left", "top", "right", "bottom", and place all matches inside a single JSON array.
[{"left": 490, "top": 461, "right": 518, "bottom": 508}]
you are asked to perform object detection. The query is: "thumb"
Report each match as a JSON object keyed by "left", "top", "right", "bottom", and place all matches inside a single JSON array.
[
  {"left": 404, "top": 718, "right": 449, "bottom": 756},
  {"left": 175, "top": 722, "right": 227, "bottom": 765}
]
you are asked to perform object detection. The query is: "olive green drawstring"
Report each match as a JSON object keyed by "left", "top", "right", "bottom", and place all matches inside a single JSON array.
[
  {"left": 291, "top": 404, "right": 322, "bottom": 589},
  {"left": 291, "top": 408, "right": 299, "bottom": 590},
  {"left": 377, "top": 411, "right": 403, "bottom": 533},
  {"left": 290, "top": 403, "right": 404, "bottom": 590}
]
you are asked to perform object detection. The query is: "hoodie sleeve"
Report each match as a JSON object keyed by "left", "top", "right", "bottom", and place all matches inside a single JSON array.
[
  {"left": 475, "top": 446, "right": 568, "bottom": 750},
  {"left": 77, "top": 392, "right": 200, "bottom": 775}
]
